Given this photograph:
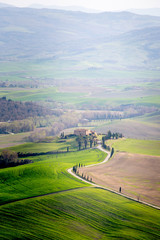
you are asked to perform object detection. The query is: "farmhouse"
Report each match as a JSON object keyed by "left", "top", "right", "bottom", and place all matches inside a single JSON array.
[{"left": 74, "top": 129, "right": 97, "bottom": 137}]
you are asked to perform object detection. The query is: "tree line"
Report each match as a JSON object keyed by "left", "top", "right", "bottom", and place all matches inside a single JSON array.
[
  {"left": 81, "top": 105, "right": 157, "bottom": 121},
  {"left": 72, "top": 163, "right": 93, "bottom": 182}
]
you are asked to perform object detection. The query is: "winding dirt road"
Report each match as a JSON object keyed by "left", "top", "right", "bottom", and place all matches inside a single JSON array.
[
  {"left": 1, "top": 146, "right": 159, "bottom": 210},
  {"left": 67, "top": 145, "right": 160, "bottom": 210}
]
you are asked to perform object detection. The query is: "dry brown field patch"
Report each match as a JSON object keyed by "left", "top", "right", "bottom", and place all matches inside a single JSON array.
[{"left": 79, "top": 152, "right": 160, "bottom": 206}]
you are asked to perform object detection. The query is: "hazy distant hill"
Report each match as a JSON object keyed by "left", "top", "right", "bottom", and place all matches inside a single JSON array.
[
  {"left": 29, "top": 4, "right": 100, "bottom": 13},
  {"left": 128, "top": 8, "right": 160, "bottom": 17},
  {"left": 0, "top": 7, "right": 160, "bottom": 70}
]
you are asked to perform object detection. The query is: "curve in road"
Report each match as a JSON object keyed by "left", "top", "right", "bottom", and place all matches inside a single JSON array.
[{"left": 67, "top": 145, "right": 160, "bottom": 210}]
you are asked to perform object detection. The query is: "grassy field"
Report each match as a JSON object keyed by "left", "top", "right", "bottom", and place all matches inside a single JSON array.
[
  {"left": 107, "top": 138, "right": 160, "bottom": 156},
  {"left": 0, "top": 80, "right": 159, "bottom": 108},
  {"left": 0, "top": 188, "right": 160, "bottom": 240},
  {"left": 7, "top": 136, "right": 79, "bottom": 153},
  {"left": 0, "top": 149, "right": 106, "bottom": 205}
]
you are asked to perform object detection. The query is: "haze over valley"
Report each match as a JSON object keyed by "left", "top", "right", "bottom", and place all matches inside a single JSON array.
[{"left": 0, "top": 2, "right": 160, "bottom": 239}]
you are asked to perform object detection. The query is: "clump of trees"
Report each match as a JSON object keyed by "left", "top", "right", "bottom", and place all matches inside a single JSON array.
[
  {"left": 0, "top": 149, "right": 33, "bottom": 168},
  {"left": 0, "top": 114, "right": 64, "bottom": 134},
  {"left": 76, "top": 135, "right": 97, "bottom": 151},
  {"left": 102, "top": 130, "right": 123, "bottom": 149},
  {"left": 0, "top": 119, "right": 35, "bottom": 134}
]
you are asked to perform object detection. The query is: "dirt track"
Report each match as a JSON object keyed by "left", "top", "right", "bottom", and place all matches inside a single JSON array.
[{"left": 78, "top": 152, "right": 160, "bottom": 206}]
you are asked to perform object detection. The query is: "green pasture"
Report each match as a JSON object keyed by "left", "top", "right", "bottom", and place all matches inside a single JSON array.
[
  {"left": 0, "top": 188, "right": 159, "bottom": 240},
  {"left": 0, "top": 149, "right": 106, "bottom": 205},
  {"left": 107, "top": 138, "right": 160, "bottom": 156},
  {"left": 0, "top": 87, "right": 85, "bottom": 103},
  {"left": 135, "top": 95, "right": 160, "bottom": 107},
  {"left": 7, "top": 136, "right": 78, "bottom": 153},
  {"left": 0, "top": 87, "right": 159, "bottom": 109}
]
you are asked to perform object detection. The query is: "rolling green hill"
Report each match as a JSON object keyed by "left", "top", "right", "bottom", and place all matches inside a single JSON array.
[
  {"left": 0, "top": 149, "right": 106, "bottom": 205},
  {"left": 1, "top": 188, "right": 160, "bottom": 240}
]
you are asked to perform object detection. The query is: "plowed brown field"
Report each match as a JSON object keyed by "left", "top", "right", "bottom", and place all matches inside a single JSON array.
[{"left": 79, "top": 152, "right": 160, "bottom": 206}]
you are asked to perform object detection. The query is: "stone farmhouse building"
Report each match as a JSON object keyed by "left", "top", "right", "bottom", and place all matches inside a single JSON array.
[{"left": 74, "top": 129, "right": 97, "bottom": 137}]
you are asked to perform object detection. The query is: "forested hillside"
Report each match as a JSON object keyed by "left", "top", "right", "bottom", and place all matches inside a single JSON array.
[{"left": 0, "top": 97, "right": 53, "bottom": 121}]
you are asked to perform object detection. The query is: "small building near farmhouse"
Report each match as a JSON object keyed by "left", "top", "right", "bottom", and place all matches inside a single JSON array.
[{"left": 74, "top": 129, "right": 97, "bottom": 137}]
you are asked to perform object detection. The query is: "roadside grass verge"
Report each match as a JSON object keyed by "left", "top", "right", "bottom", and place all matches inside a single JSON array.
[
  {"left": 0, "top": 149, "right": 107, "bottom": 205},
  {"left": 107, "top": 138, "right": 160, "bottom": 156},
  {"left": 0, "top": 187, "right": 159, "bottom": 240}
]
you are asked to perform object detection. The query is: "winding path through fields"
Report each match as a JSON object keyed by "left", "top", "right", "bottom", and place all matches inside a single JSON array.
[
  {"left": 67, "top": 145, "right": 160, "bottom": 210},
  {"left": 1, "top": 146, "right": 159, "bottom": 210}
]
